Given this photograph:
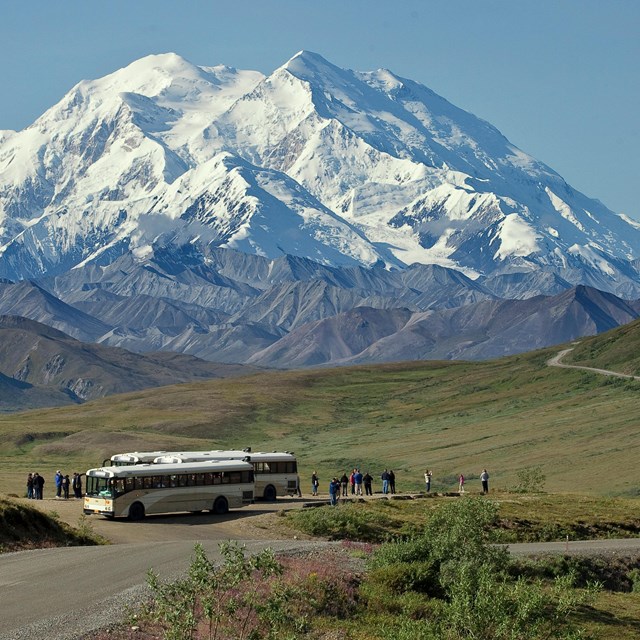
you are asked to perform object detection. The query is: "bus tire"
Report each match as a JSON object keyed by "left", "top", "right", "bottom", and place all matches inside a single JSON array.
[
  {"left": 263, "top": 485, "right": 277, "bottom": 501},
  {"left": 128, "top": 502, "right": 145, "bottom": 521},
  {"left": 212, "top": 496, "right": 229, "bottom": 515}
]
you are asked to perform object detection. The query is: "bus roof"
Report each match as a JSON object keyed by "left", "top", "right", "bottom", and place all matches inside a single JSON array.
[
  {"left": 86, "top": 459, "right": 253, "bottom": 478},
  {"left": 153, "top": 451, "right": 296, "bottom": 464},
  {"left": 110, "top": 451, "right": 169, "bottom": 463}
]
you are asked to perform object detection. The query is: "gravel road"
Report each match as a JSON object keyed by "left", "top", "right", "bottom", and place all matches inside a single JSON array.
[
  {"left": 2, "top": 495, "right": 639, "bottom": 640},
  {"left": 547, "top": 347, "right": 640, "bottom": 380},
  {"left": 0, "top": 497, "right": 330, "bottom": 640},
  {"left": 0, "top": 538, "right": 334, "bottom": 640}
]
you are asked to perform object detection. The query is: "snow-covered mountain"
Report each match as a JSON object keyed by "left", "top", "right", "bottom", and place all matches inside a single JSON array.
[{"left": 2, "top": 50, "right": 640, "bottom": 295}]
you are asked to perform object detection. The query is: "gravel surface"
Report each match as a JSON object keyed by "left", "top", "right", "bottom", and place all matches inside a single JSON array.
[{"left": 4, "top": 494, "right": 640, "bottom": 639}]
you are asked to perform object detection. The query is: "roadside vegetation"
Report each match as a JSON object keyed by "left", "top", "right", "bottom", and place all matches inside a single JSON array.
[
  {"left": 0, "top": 496, "right": 107, "bottom": 552},
  {"left": 94, "top": 497, "right": 640, "bottom": 640},
  {"left": 284, "top": 491, "right": 640, "bottom": 544}
]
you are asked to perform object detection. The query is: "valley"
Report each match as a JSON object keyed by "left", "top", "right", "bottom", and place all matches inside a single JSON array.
[{"left": 2, "top": 320, "right": 639, "bottom": 499}]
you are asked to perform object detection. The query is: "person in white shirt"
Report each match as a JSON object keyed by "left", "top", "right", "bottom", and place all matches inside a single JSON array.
[
  {"left": 480, "top": 469, "right": 489, "bottom": 494},
  {"left": 424, "top": 469, "right": 432, "bottom": 492}
]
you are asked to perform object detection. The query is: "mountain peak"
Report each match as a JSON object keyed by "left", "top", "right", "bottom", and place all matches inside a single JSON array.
[
  {"left": 78, "top": 51, "right": 208, "bottom": 101},
  {"left": 118, "top": 51, "right": 198, "bottom": 77},
  {"left": 281, "top": 50, "right": 345, "bottom": 83},
  {"left": 1, "top": 50, "right": 640, "bottom": 297},
  {"left": 284, "top": 50, "right": 331, "bottom": 68}
]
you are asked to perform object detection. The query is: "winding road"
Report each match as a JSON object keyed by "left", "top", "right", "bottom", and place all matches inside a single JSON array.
[{"left": 547, "top": 347, "right": 640, "bottom": 380}]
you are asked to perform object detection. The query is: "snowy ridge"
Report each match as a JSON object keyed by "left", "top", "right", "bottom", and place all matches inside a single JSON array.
[{"left": 0, "top": 50, "right": 639, "bottom": 297}]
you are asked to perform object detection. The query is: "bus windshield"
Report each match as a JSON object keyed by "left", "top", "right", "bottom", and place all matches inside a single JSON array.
[{"left": 85, "top": 475, "right": 113, "bottom": 498}]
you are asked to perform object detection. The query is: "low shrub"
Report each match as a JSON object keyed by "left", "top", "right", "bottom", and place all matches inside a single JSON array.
[
  {"left": 513, "top": 555, "right": 640, "bottom": 592},
  {"left": 367, "top": 560, "right": 440, "bottom": 597},
  {"left": 286, "top": 502, "right": 399, "bottom": 541},
  {"left": 142, "top": 542, "right": 361, "bottom": 639}
]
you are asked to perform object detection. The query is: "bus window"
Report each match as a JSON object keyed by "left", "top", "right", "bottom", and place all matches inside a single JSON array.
[{"left": 124, "top": 477, "right": 134, "bottom": 493}]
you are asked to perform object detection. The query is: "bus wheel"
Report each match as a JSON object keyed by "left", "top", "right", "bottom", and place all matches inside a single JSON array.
[
  {"left": 212, "top": 496, "right": 229, "bottom": 515},
  {"left": 263, "top": 485, "right": 277, "bottom": 501},
  {"left": 128, "top": 502, "right": 145, "bottom": 521}
]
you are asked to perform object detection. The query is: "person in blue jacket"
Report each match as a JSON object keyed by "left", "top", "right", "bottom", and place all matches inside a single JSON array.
[
  {"left": 55, "top": 470, "right": 63, "bottom": 498},
  {"left": 329, "top": 477, "right": 340, "bottom": 506}
]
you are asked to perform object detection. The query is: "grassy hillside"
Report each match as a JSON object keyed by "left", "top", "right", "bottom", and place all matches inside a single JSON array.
[
  {"left": 0, "top": 496, "right": 105, "bottom": 551},
  {"left": 1, "top": 339, "right": 639, "bottom": 498},
  {"left": 565, "top": 317, "right": 640, "bottom": 376}
]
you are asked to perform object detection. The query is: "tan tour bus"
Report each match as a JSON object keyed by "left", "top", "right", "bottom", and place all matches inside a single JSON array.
[
  {"left": 154, "top": 450, "right": 299, "bottom": 501},
  {"left": 84, "top": 459, "right": 254, "bottom": 520},
  {"left": 107, "top": 448, "right": 299, "bottom": 501}
]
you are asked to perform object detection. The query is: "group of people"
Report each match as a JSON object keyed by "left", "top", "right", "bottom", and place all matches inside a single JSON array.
[
  {"left": 312, "top": 466, "right": 490, "bottom": 504},
  {"left": 25, "top": 472, "right": 46, "bottom": 500},
  {"left": 26, "top": 471, "right": 83, "bottom": 500},
  {"left": 315, "top": 468, "right": 399, "bottom": 505},
  {"left": 425, "top": 469, "right": 490, "bottom": 494}
]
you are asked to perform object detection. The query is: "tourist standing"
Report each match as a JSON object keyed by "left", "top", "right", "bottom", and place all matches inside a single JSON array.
[
  {"left": 26, "top": 473, "right": 34, "bottom": 499},
  {"left": 329, "top": 477, "right": 340, "bottom": 506},
  {"left": 72, "top": 472, "right": 83, "bottom": 499},
  {"left": 480, "top": 469, "right": 489, "bottom": 494},
  {"left": 354, "top": 469, "right": 363, "bottom": 495},
  {"left": 381, "top": 469, "right": 390, "bottom": 494},
  {"left": 311, "top": 471, "right": 319, "bottom": 496},
  {"left": 458, "top": 473, "right": 465, "bottom": 494},
  {"left": 389, "top": 470, "right": 396, "bottom": 494},
  {"left": 62, "top": 475, "right": 70, "bottom": 499},
  {"left": 34, "top": 472, "right": 45, "bottom": 499},
  {"left": 340, "top": 472, "right": 349, "bottom": 497},
  {"left": 363, "top": 471, "right": 373, "bottom": 495},
  {"left": 55, "top": 470, "right": 63, "bottom": 498},
  {"left": 424, "top": 469, "right": 432, "bottom": 492}
]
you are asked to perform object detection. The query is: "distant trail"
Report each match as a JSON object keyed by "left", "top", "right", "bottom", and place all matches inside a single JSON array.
[{"left": 547, "top": 347, "right": 640, "bottom": 380}]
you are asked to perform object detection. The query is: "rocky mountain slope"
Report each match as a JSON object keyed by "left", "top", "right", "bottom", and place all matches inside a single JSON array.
[
  {"left": 0, "top": 315, "right": 255, "bottom": 411},
  {"left": 246, "top": 286, "right": 639, "bottom": 367}
]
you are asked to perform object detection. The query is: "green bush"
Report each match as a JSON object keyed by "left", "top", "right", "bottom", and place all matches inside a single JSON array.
[
  {"left": 363, "top": 498, "right": 597, "bottom": 640},
  {"left": 367, "top": 560, "right": 440, "bottom": 596},
  {"left": 287, "top": 503, "right": 398, "bottom": 541},
  {"left": 628, "top": 568, "right": 640, "bottom": 593},
  {"left": 514, "top": 555, "right": 640, "bottom": 592}
]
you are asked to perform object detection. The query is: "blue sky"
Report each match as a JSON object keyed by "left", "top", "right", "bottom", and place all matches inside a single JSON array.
[{"left": 2, "top": 1, "right": 638, "bottom": 219}]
